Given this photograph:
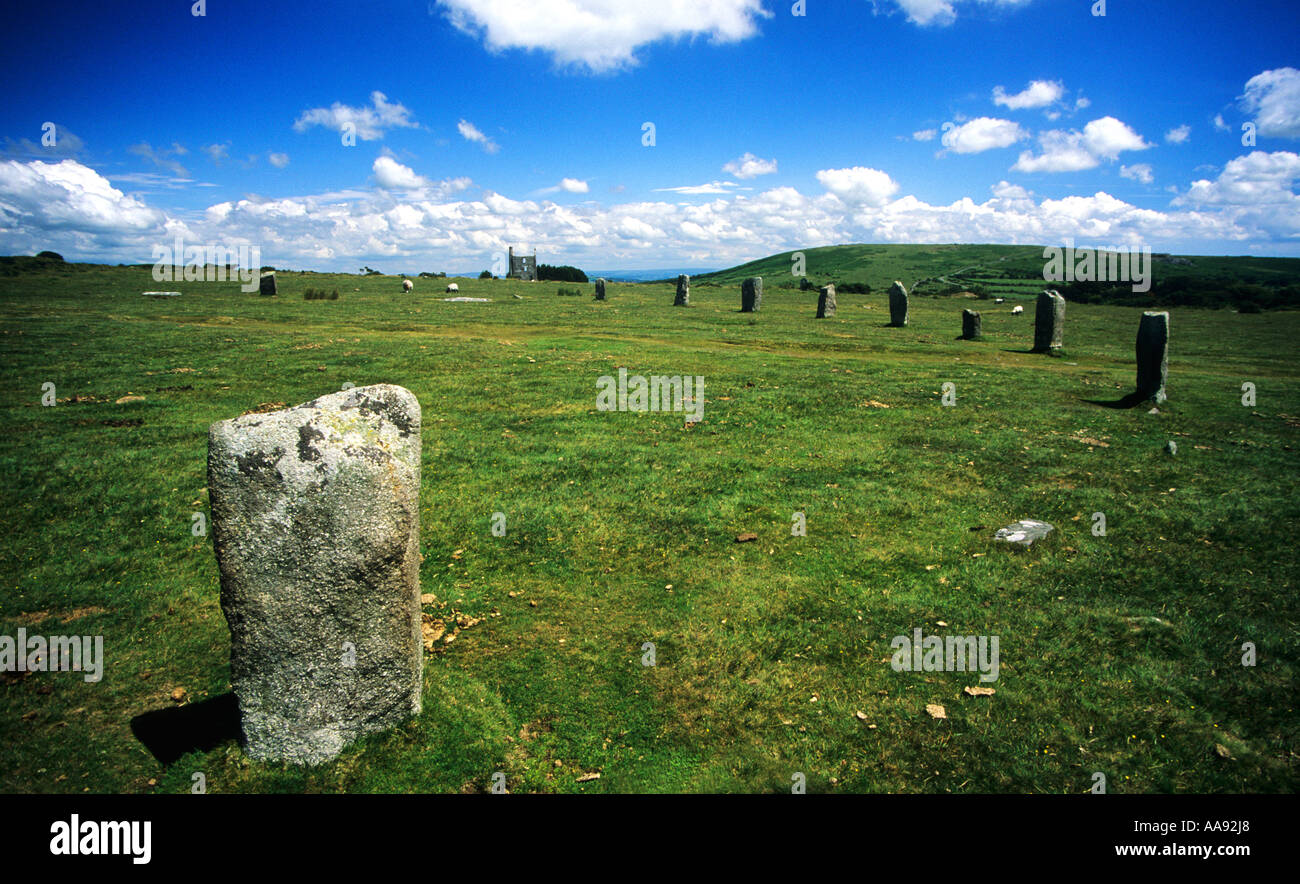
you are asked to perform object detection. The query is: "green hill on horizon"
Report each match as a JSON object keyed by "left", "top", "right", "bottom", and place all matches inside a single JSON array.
[{"left": 691, "top": 243, "right": 1300, "bottom": 311}]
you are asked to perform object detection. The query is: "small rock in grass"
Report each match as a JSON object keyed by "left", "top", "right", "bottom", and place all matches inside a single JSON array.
[{"left": 994, "top": 519, "right": 1054, "bottom": 546}]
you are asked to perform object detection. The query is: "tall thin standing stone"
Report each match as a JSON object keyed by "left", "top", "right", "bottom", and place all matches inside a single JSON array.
[
  {"left": 674, "top": 274, "right": 690, "bottom": 306},
  {"left": 962, "top": 309, "right": 982, "bottom": 340},
  {"left": 594, "top": 278, "right": 607, "bottom": 301},
  {"left": 1135, "top": 311, "right": 1169, "bottom": 403},
  {"left": 817, "top": 284, "right": 836, "bottom": 318},
  {"left": 1033, "top": 290, "right": 1066, "bottom": 352},
  {"left": 208, "top": 384, "right": 423, "bottom": 765},
  {"left": 259, "top": 272, "right": 277, "bottom": 296},
  {"left": 741, "top": 277, "right": 762, "bottom": 313},
  {"left": 888, "top": 281, "right": 909, "bottom": 327}
]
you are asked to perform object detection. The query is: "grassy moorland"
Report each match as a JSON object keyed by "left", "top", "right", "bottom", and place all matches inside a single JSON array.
[{"left": 0, "top": 249, "right": 1296, "bottom": 793}]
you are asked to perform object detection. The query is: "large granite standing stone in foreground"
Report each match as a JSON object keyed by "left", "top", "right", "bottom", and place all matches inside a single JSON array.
[
  {"left": 594, "top": 278, "right": 607, "bottom": 301},
  {"left": 1033, "top": 290, "right": 1066, "bottom": 352},
  {"left": 741, "top": 277, "right": 762, "bottom": 313},
  {"left": 816, "top": 284, "right": 836, "bottom": 318},
  {"left": 674, "top": 275, "right": 690, "bottom": 306},
  {"left": 259, "top": 273, "right": 276, "bottom": 296},
  {"left": 208, "top": 384, "right": 423, "bottom": 765},
  {"left": 1135, "top": 311, "right": 1169, "bottom": 403},
  {"left": 888, "top": 281, "right": 909, "bottom": 327},
  {"left": 961, "top": 309, "right": 982, "bottom": 340}
]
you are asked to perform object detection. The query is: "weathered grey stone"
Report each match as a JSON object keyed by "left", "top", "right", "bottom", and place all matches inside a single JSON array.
[
  {"left": 962, "top": 309, "right": 982, "bottom": 340},
  {"left": 816, "top": 284, "right": 836, "bottom": 318},
  {"left": 1165, "top": 440, "right": 1178, "bottom": 456},
  {"left": 259, "top": 273, "right": 276, "bottom": 296},
  {"left": 1033, "top": 290, "right": 1066, "bottom": 352},
  {"left": 208, "top": 384, "right": 423, "bottom": 765},
  {"left": 594, "top": 278, "right": 607, "bottom": 301},
  {"left": 674, "top": 275, "right": 690, "bottom": 307},
  {"left": 1135, "top": 311, "right": 1169, "bottom": 403},
  {"left": 888, "top": 281, "right": 909, "bottom": 327},
  {"left": 741, "top": 277, "right": 762, "bottom": 313},
  {"left": 994, "top": 519, "right": 1054, "bottom": 547}
]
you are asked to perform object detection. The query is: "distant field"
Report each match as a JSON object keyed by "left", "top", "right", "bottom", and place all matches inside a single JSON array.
[{"left": 1, "top": 249, "right": 1297, "bottom": 793}]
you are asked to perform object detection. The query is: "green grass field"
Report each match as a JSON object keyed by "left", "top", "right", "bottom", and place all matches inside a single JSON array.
[{"left": 1, "top": 247, "right": 1297, "bottom": 793}]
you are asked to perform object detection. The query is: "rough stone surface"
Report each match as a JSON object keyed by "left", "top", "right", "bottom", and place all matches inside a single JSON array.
[
  {"left": 1135, "top": 311, "right": 1169, "bottom": 403},
  {"left": 674, "top": 275, "right": 690, "bottom": 307},
  {"left": 741, "top": 277, "right": 762, "bottom": 313},
  {"left": 1165, "top": 440, "right": 1178, "bottom": 456},
  {"left": 259, "top": 273, "right": 276, "bottom": 296},
  {"left": 208, "top": 384, "right": 423, "bottom": 765},
  {"left": 962, "top": 309, "right": 982, "bottom": 340},
  {"left": 1033, "top": 290, "right": 1066, "bottom": 352},
  {"left": 888, "top": 281, "right": 909, "bottom": 327},
  {"left": 994, "top": 519, "right": 1054, "bottom": 547},
  {"left": 816, "top": 284, "right": 836, "bottom": 319},
  {"left": 594, "top": 278, "right": 607, "bottom": 301}
]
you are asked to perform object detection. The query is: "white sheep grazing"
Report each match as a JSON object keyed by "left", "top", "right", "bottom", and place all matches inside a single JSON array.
[
  {"left": 402, "top": 279, "right": 413, "bottom": 292},
  {"left": 1012, "top": 305, "right": 1024, "bottom": 315},
  {"left": 446, "top": 283, "right": 459, "bottom": 293}
]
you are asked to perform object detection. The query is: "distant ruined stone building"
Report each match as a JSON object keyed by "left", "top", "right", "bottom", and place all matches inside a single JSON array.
[{"left": 507, "top": 247, "right": 537, "bottom": 281}]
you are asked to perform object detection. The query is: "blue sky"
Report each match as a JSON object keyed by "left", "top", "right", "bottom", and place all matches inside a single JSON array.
[{"left": 1, "top": 0, "right": 1297, "bottom": 272}]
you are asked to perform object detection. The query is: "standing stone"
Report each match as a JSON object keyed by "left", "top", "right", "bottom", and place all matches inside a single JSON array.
[
  {"left": 208, "top": 384, "right": 423, "bottom": 765},
  {"left": 1135, "top": 311, "right": 1169, "bottom": 403},
  {"left": 888, "top": 281, "right": 909, "bottom": 327},
  {"left": 594, "top": 278, "right": 607, "bottom": 301},
  {"left": 961, "top": 309, "right": 982, "bottom": 340},
  {"left": 741, "top": 277, "right": 762, "bottom": 313},
  {"left": 1033, "top": 290, "right": 1066, "bottom": 352},
  {"left": 674, "top": 274, "right": 690, "bottom": 307},
  {"left": 816, "top": 284, "right": 836, "bottom": 319},
  {"left": 259, "top": 272, "right": 277, "bottom": 296}
]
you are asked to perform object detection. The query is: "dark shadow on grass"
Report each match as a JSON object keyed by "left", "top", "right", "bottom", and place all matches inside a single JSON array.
[
  {"left": 1081, "top": 391, "right": 1152, "bottom": 409},
  {"left": 130, "top": 692, "right": 241, "bottom": 764}
]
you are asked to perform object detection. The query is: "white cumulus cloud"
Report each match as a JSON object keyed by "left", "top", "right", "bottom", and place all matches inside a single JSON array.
[
  {"left": 457, "top": 119, "right": 500, "bottom": 154},
  {"left": 293, "top": 91, "right": 418, "bottom": 141},
  {"left": 815, "top": 166, "right": 900, "bottom": 206},
  {"left": 0, "top": 159, "right": 164, "bottom": 233},
  {"left": 1120, "top": 164, "right": 1154, "bottom": 184},
  {"left": 723, "top": 152, "right": 778, "bottom": 179},
  {"left": 434, "top": 0, "right": 770, "bottom": 72},
  {"left": 1013, "top": 117, "right": 1150, "bottom": 173},
  {"left": 889, "top": 0, "right": 1035, "bottom": 27},
  {"left": 993, "top": 79, "right": 1064, "bottom": 110},
  {"left": 941, "top": 117, "right": 1028, "bottom": 154},
  {"left": 373, "top": 156, "right": 429, "bottom": 190},
  {"left": 1241, "top": 67, "right": 1300, "bottom": 138}
]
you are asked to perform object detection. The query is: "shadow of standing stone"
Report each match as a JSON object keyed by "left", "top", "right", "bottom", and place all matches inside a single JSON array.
[
  {"left": 817, "top": 284, "right": 836, "bottom": 318},
  {"left": 208, "top": 384, "right": 423, "bottom": 765},
  {"left": 1135, "top": 311, "right": 1169, "bottom": 404},
  {"left": 1033, "top": 290, "right": 1065, "bottom": 352}
]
